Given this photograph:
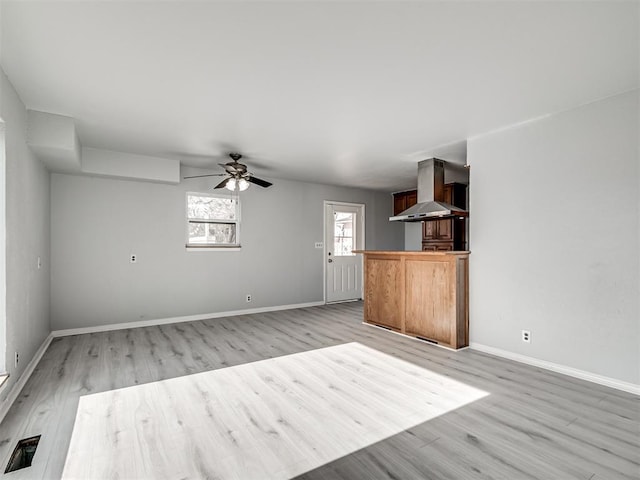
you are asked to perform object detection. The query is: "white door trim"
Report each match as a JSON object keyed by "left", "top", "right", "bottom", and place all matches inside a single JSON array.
[{"left": 323, "top": 200, "right": 365, "bottom": 304}]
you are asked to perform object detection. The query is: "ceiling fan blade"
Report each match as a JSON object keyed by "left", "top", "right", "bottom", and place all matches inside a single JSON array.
[
  {"left": 219, "top": 163, "right": 239, "bottom": 174},
  {"left": 214, "top": 178, "right": 231, "bottom": 189},
  {"left": 183, "top": 173, "right": 226, "bottom": 179},
  {"left": 247, "top": 176, "right": 273, "bottom": 188}
]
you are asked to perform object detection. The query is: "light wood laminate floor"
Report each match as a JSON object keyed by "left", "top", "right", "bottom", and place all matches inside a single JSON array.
[{"left": 0, "top": 302, "right": 638, "bottom": 479}]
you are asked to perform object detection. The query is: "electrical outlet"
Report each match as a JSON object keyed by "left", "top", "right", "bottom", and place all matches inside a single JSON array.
[
  {"left": 130, "top": 254, "right": 137, "bottom": 264},
  {"left": 246, "top": 294, "right": 252, "bottom": 303},
  {"left": 14, "top": 352, "right": 18, "bottom": 368},
  {"left": 522, "top": 330, "right": 531, "bottom": 343}
]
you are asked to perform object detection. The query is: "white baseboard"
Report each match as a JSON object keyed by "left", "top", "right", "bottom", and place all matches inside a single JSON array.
[
  {"left": 470, "top": 342, "right": 640, "bottom": 396},
  {"left": 0, "top": 332, "right": 54, "bottom": 424},
  {"left": 52, "top": 301, "right": 325, "bottom": 338}
]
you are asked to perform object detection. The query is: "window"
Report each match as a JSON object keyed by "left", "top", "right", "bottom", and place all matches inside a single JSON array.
[
  {"left": 186, "top": 193, "right": 240, "bottom": 249},
  {"left": 334, "top": 211, "right": 355, "bottom": 256}
]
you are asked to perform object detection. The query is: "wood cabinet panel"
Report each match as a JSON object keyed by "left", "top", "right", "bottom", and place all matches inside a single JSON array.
[
  {"left": 364, "top": 257, "right": 403, "bottom": 330},
  {"left": 422, "top": 242, "right": 453, "bottom": 252},
  {"left": 392, "top": 190, "right": 418, "bottom": 216},
  {"left": 436, "top": 219, "right": 452, "bottom": 240},
  {"left": 393, "top": 195, "right": 406, "bottom": 217},
  {"left": 422, "top": 221, "right": 437, "bottom": 240},
  {"left": 405, "top": 191, "right": 417, "bottom": 209},
  {"left": 404, "top": 259, "right": 454, "bottom": 343}
]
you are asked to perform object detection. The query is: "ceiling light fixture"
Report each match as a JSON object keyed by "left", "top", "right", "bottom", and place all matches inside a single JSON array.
[
  {"left": 225, "top": 177, "right": 250, "bottom": 192},
  {"left": 238, "top": 178, "right": 249, "bottom": 191},
  {"left": 225, "top": 178, "right": 236, "bottom": 191}
]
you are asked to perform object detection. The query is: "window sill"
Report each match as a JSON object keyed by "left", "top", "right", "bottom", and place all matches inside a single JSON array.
[{"left": 186, "top": 245, "right": 242, "bottom": 252}]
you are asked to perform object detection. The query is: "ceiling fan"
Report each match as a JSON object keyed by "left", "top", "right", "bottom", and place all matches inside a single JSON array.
[{"left": 183, "top": 152, "right": 273, "bottom": 191}]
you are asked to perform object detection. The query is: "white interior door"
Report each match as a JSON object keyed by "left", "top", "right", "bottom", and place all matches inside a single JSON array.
[{"left": 325, "top": 202, "right": 364, "bottom": 303}]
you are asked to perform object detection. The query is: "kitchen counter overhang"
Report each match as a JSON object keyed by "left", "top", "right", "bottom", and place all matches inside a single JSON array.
[{"left": 353, "top": 250, "right": 469, "bottom": 349}]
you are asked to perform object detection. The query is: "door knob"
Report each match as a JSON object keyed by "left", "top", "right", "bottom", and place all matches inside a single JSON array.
[{"left": 328, "top": 259, "right": 333, "bottom": 263}]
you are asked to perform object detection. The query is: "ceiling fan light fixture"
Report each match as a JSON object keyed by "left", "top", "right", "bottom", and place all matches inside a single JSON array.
[
  {"left": 225, "top": 178, "right": 237, "bottom": 191},
  {"left": 238, "top": 178, "right": 250, "bottom": 191},
  {"left": 225, "top": 177, "right": 250, "bottom": 192}
]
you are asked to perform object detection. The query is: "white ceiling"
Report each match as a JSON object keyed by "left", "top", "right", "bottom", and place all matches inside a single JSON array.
[{"left": 1, "top": 1, "right": 638, "bottom": 191}]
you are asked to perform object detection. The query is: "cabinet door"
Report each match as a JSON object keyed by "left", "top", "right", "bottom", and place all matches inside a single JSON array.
[
  {"left": 424, "top": 220, "right": 452, "bottom": 241},
  {"left": 405, "top": 191, "right": 418, "bottom": 209},
  {"left": 393, "top": 194, "right": 406, "bottom": 216},
  {"left": 365, "top": 257, "right": 403, "bottom": 330},
  {"left": 404, "top": 259, "right": 453, "bottom": 344},
  {"left": 422, "top": 243, "right": 437, "bottom": 251},
  {"left": 436, "top": 219, "right": 452, "bottom": 240},
  {"left": 422, "top": 221, "right": 437, "bottom": 240}
]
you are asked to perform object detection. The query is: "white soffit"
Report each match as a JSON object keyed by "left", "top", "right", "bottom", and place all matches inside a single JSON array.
[
  {"left": 27, "top": 110, "right": 180, "bottom": 183},
  {"left": 81, "top": 147, "right": 180, "bottom": 185},
  {"left": 27, "top": 110, "right": 81, "bottom": 173}
]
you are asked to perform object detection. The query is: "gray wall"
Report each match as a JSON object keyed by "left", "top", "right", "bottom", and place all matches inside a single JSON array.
[
  {"left": 51, "top": 170, "right": 403, "bottom": 330},
  {"left": 468, "top": 90, "right": 639, "bottom": 385},
  {"left": 0, "top": 68, "right": 51, "bottom": 400},
  {"left": 404, "top": 223, "right": 422, "bottom": 251}
]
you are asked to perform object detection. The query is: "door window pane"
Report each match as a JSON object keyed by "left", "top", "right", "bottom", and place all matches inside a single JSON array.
[{"left": 334, "top": 212, "right": 355, "bottom": 256}]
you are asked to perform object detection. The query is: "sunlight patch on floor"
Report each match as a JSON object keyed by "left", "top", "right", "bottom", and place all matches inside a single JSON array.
[{"left": 62, "top": 342, "right": 488, "bottom": 479}]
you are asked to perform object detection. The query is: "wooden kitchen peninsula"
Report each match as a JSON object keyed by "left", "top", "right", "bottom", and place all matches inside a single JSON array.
[{"left": 354, "top": 250, "right": 469, "bottom": 349}]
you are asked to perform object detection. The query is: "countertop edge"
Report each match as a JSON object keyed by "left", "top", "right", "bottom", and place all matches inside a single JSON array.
[{"left": 353, "top": 250, "right": 470, "bottom": 256}]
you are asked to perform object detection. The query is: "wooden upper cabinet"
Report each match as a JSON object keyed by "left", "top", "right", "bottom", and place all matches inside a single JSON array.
[
  {"left": 392, "top": 190, "right": 418, "bottom": 216},
  {"left": 393, "top": 195, "right": 406, "bottom": 217},
  {"left": 405, "top": 191, "right": 417, "bottom": 209}
]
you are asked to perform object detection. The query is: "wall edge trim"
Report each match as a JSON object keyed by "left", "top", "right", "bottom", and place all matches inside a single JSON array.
[
  {"left": 52, "top": 301, "right": 326, "bottom": 337},
  {"left": 470, "top": 342, "right": 640, "bottom": 395},
  {"left": 0, "top": 332, "right": 54, "bottom": 425}
]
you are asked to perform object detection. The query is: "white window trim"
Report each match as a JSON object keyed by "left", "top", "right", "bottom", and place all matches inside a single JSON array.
[{"left": 185, "top": 191, "right": 241, "bottom": 250}]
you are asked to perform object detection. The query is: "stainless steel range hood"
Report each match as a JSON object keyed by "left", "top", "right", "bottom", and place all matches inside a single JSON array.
[{"left": 389, "top": 158, "right": 468, "bottom": 222}]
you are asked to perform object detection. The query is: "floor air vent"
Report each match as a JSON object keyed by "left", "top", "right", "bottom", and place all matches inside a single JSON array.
[{"left": 4, "top": 435, "right": 40, "bottom": 473}]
